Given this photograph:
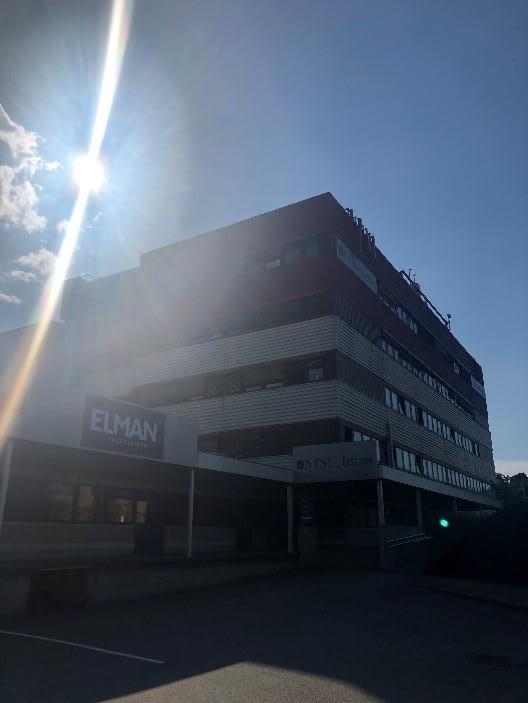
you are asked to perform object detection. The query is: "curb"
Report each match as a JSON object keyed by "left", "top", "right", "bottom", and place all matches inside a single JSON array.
[{"left": 419, "top": 584, "right": 528, "bottom": 615}]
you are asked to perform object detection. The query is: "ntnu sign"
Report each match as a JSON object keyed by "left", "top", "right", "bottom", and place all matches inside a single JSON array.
[
  {"left": 81, "top": 395, "right": 166, "bottom": 459},
  {"left": 293, "top": 440, "right": 380, "bottom": 472}
]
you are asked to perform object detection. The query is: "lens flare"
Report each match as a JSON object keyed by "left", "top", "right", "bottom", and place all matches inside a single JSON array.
[{"left": 0, "top": 0, "right": 134, "bottom": 454}]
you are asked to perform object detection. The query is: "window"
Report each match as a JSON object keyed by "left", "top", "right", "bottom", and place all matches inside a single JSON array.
[
  {"left": 135, "top": 500, "right": 148, "bottom": 525},
  {"left": 304, "top": 239, "right": 319, "bottom": 259},
  {"left": 265, "top": 258, "right": 281, "bottom": 270},
  {"left": 284, "top": 247, "right": 301, "bottom": 264},
  {"left": 77, "top": 485, "right": 96, "bottom": 522},
  {"left": 46, "top": 482, "right": 74, "bottom": 522},
  {"left": 379, "top": 336, "right": 475, "bottom": 418},
  {"left": 106, "top": 491, "right": 134, "bottom": 524},
  {"left": 308, "top": 367, "right": 324, "bottom": 382}
]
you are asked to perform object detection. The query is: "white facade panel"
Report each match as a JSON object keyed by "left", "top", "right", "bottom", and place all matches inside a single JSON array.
[
  {"left": 158, "top": 381, "right": 338, "bottom": 434},
  {"left": 337, "top": 383, "right": 495, "bottom": 482},
  {"left": 81, "top": 366, "right": 135, "bottom": 399},
  {"left": 335, "top": 317, "right": 493, "bottom": 449},
  {"left": 134, "top": 317, "right": 336, "bottom": 387}
]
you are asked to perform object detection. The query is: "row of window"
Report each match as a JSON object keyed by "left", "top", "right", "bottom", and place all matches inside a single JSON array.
[
  {"left": 136, "top": 355, "right": 331, "bottom": 407},
  {"left": 199, "top": 419, "right": 342, "bottom": 459},
  {"left": 379, "top": 287, "right": 418, "bottom": 334},
  {"left": 393, "top": 447, "right": 492, "bottom": 495},
  {"left": 384, "top": 387, "right": 480, "bottom": 457},
  {"left": 382, "top": 279, "right": 480, "bottom": 388},
  {"left": 245, "top": 235, "right": 323, "bottom": 276},
  {"left": 380, "top": 337, "right": 474, "bottom": 417},
  {"left": 6, "top": 480, "right": 152, "bottom": 525}
]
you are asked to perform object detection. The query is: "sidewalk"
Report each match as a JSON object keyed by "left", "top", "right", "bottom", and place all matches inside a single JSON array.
[{"left": 418, "top": 574, "right": 528, "bottom": 613}]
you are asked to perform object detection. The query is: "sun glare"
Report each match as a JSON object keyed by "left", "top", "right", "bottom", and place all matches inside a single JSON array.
[
  {"left": 0, "top": 0, "right": 133, "bottom": 455},
  {"left": 73, "top": 154, "right": 105, "bottom": 192}
]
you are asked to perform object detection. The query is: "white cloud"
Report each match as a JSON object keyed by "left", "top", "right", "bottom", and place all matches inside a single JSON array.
[
  {"left": 0, "top": 104, "right": 40, "bottom": 162},
  {"left": 0, "top": 104, "right": 60, "bottom": 234},
  {"left": 9, "top": 269, "right": 37, "bottom": 283},
  {"left": 56, "top": 219, "right": 70, "bottom": 235},
  {"left": 0, "top": 165, "right": 47, "bottom": 232},
  {"left": 0, "top": 291, "right": 21, "bottom": 305},
  {"left": 495, "top": 459, "right": 528, "bottom": 477},
  {"left": 16, "top": 247, "right": 56, "bottom": 276}
]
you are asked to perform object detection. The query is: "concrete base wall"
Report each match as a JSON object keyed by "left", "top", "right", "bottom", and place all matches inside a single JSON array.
[
  {"left": 0, "top": 557, "right": 294, "bottom": 616},
  {"left": 91, "top": 559, "right": 293, "bottom": 604},
  {"left": 0, "top": 522, "right": 135, "bottom": 558},
  {"left": 317, "top": 527, "right": 379, "bottom": 548},
  {"left": 0, "top": 575, "right": 31, "bottom": 616},
  {"left": 164, "top": 526, "right": 237, "bottom": 554}
]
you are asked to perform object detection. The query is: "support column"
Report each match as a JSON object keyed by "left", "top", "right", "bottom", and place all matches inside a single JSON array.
[
  {"left": 452, "top": 497, "right": 458, "bottom": 513},
  {"left": 287, "top": 484, "right": 294, "bottom": 554},
  {"left": 186, "top": 468, "right": 195, "bottom": 559},
  {"left": 376, "top": 479, "right": 385, "bottom": 526},
  {"left": 415, "top": 488, "right": 423, "bottom": 528},
  {"left": 0, "top": 439, "right": 13, "bottom": 540},
  {"left": 377, "top": 479, "right": 387, "bottom": 569}
]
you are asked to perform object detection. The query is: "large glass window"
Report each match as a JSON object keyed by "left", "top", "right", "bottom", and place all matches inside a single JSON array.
[
  {"left": 77, "top": 485, "right": 96, "bottom": 522},
  {"left": 106, "top": 491, "right": 134, "bottom": 524},
  {"left": 46, "top": 482, "right": 74, "bottom": 522}
]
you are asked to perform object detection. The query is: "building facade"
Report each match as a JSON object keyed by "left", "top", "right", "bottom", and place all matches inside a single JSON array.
[{"left": 55, "top": 193, "right": 496, "bottom": 531}]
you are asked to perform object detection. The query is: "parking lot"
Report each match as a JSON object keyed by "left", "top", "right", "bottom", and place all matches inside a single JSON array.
[{"left": 0, "top": 569, "right": 527, "bottom": 702}]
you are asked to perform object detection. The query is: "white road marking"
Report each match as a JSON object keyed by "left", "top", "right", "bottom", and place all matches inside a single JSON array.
[{"left": 0, "top": 629, "right": 165, "bottom": 664}]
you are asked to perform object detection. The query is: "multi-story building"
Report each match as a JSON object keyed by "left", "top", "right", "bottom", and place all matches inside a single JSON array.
[{"left": 57, "top": 192, "right": 497, "bottom": 531}]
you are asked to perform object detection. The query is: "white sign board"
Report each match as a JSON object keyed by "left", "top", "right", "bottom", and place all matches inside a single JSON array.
[{"left": 11, "top": 393, "right": 198, "bottom": 468}]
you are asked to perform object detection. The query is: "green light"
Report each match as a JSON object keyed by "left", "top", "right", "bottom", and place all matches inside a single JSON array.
[{"left": 439, "top": 518, "right": 450, "bottom": 528}]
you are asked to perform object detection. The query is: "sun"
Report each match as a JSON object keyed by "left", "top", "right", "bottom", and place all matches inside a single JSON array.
[{"left": 73, "top": 154, "right": 105, "bottom": 193}]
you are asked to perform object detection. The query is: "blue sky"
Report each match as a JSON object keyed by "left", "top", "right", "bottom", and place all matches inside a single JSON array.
[{"left": 0, "top": 0, "right": 526, "bottom": 474}]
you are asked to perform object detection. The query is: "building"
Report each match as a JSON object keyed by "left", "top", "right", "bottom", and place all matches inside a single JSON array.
[{"left": 0, "top": 193, "right": 498, "bottom": 561}]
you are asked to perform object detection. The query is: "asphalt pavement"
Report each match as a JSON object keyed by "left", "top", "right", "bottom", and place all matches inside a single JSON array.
[{"left": 0, "top": 569, "right": 527, "bottom": 702}]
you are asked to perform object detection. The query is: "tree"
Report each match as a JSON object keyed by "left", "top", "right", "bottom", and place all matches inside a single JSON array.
[{"left": 496, "top": 473, "right": 528, "bottom": 506}]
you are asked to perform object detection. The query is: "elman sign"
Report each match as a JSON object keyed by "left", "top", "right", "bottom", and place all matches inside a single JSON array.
[{"left": 81, "top": 395, "right": 166, "bottom": 459}]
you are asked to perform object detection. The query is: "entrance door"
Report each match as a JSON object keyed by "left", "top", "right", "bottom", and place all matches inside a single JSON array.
[{"left": 134, "top": 496, "right": 164, "bottom": 554}]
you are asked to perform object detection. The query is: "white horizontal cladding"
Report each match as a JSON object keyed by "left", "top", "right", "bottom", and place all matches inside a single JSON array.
[
  {"left": 337, "top": 383, "right": 496, "bottom": 482},
  {"left": 134, "top": 317, "right": 336, "bottom": 387},
  {"left": 159, "top": 381, "right": 338, "bottom": 434},
  {"left": 334, "top": 317, "right": 492, "bottom": 447},
  {"left": 387, "top": 409, "right": 496, "bottom": 483},
  {"left": 80, "top": 366, "right": 135, "bottom": 399},
  {"left": 337, "top": 382, "right": 388, "bottom": 437}
]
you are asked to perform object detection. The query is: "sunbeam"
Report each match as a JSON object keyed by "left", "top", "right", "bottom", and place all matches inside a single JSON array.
[{"left": 0, "top": 0, "right": 134, "bottom": 453}]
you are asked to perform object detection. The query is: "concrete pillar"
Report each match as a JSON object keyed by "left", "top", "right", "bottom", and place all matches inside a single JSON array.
[
  {"left": 452, "top": 498, "right": 458, "bottom": 513},
  {"left": 0, "top": 439, "right": 13, "bottom": 540},
  {"left": 186, "top": 468, "right": 195, "bottom": 559},
  {"left": 415, "top": 488, "right": 423, "bottom": 528},
  {"left": 377, "top": 479, "right": 387, "bottom": 569},
  {"left": 377, "top": 479, "right": 385, "bottom": 526},
  {"left": 0, "top": 440, "right": 13, "bottom": 539},
  {"left": 287, "top": 484, "right": 294, "bottom": 554}
]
